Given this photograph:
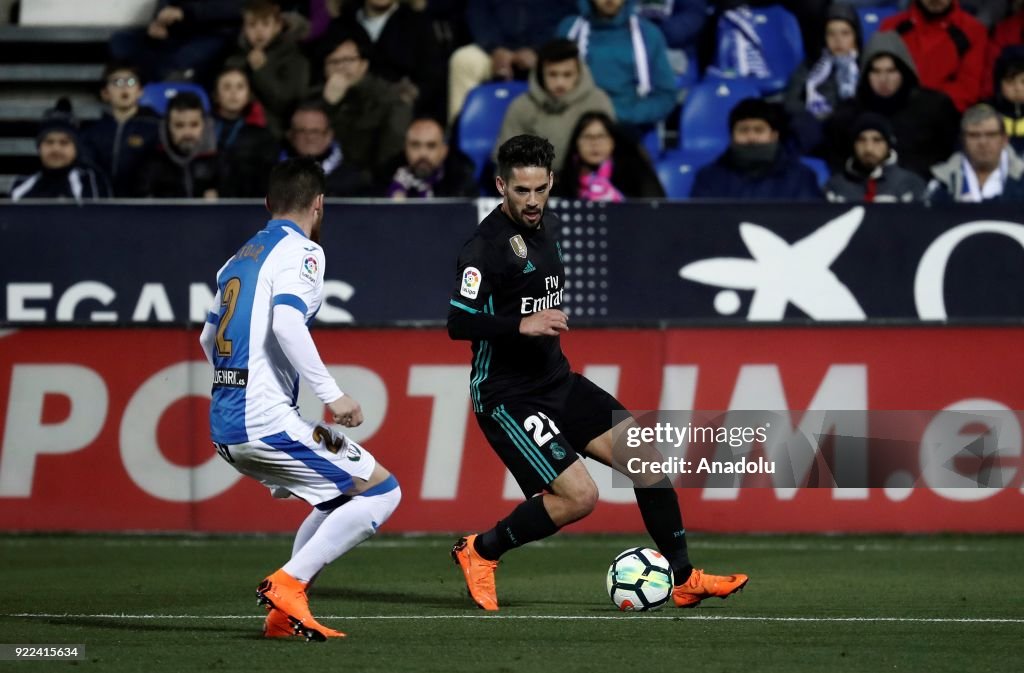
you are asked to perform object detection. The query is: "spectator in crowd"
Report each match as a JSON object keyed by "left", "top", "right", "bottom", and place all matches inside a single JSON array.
[
  {"left": 211, "top": 66, "right": 278, "bottom": 197},
  {"left": 824, "top": 112, "right": 926, "bottom": 202},
  {"left": 554, "top": 111, "right": 665, "bottom": 200},
  {"left": 139, "top": 92, "right": 223, "bottom": 198},
  {"left": 880, "top": 0, "right": 989, "bottom": 112},
  {"left": 785, "top": 4, "right": 861, "bottom": 123},
  {"left": 384, "top": 117, "right": 478, "bottom": 198},
  {"left": 926, "top": 103, "right": 1024, "bottom": 202},
  {"left": 448, "top": 0, "right": 577, "bottom": 123},
  {"left": 79, "top": 61, "right": 161, "bottom": 197},
  {"left": 636, "top": 0, "right": 707, "bottom": 82},
  {"left": 11, "top": 99, "right": 112, "bottom": 202},
  {"left": 691, "top": 98, "right": 822, "bottom": 200},
  {"left": 225, "top": 0, "right": 310, "bottom": 139},
  {"left": 494, "top": 39, "right": 615, "bottom": 172},
  {"left": 823, "top": 32, "right": 960, "bottom": 179},
  {"left": 280, "top": 100, "right": 371, "bottom": 196},
  {"left": 325, "top": 0, "right": 444, "bottom": 119},
  {"left": 989, "top": 45, "right": 1024, "bottom": 154},
  {"left": 109, "top": 1, "right": 243, "bottom": 86},
  {"left": 314, "top": 32, "right": 412, "bottom": 181},
  {"left": 558, "top": 0, "right": 678, "bottom": 135},
  {"left": 988, "top": 2, "right": 1024, "bottom": 84}
]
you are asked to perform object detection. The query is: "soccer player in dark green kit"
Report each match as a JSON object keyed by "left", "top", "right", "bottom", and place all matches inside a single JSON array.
[{"left": 448, "top": 134, "right": 749, "bottom": 610}]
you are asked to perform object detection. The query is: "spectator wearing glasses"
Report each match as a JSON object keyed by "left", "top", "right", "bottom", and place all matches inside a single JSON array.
[
  {"left": 314, "top": 32, "right": 412, "bottom": 181},
  {"left": 926, "top": 103, "right": 1024, "bottom": 202},
  {"left": 279, "top": 100, "right": 372, "bottom": 196},
  {"left": 80, "top": 61, "right": 161, "bottom": 197}
]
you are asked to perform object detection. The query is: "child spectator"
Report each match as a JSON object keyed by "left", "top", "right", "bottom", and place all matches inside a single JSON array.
[
  {"left": 225, "top": 0, "right": 310, "bottom": 138},
  {"left": 211, "top": 66, "right": 278, "bottom": 196},
  {"left": 11, "top": 99, "right": 112, "bottom": 202},
  {"left": 79, "top": 61, "right": 161, "bottom": 197},
  {"left": 554, "top": 110, "right": 665, "bottom": 200}
]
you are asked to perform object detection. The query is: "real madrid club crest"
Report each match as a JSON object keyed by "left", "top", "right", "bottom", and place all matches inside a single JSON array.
[{"left": 509, "top": 234, "right": 527, "bottom": 259}]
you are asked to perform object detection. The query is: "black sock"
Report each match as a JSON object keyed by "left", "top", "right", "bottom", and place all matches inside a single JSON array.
[
  {"left": 474, "top": 495, "right": 559, "bottom": 561},
  {"left": 634, "top": 477, "right": 693, "bottom": 584}
]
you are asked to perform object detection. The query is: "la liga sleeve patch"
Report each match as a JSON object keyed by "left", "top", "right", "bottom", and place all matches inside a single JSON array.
[
  {"left": 460, "top": 266, "right": 481, "bottom": 299},
  {"left": 300, "top": 254, "right": 319, "bottom": 285}
]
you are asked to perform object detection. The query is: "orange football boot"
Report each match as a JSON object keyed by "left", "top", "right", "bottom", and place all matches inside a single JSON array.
[
  {"left": 262, "top": 607, "right": 296, "bottom": 639},
  {"left": 672, "top": 568, "right": 749, "bottom": 608},
  {"left": 256, "top": 569, "right": 346, "bottom": 641},
  {"left": 451, "top": 534, "right": 499, "bottom": 611}
]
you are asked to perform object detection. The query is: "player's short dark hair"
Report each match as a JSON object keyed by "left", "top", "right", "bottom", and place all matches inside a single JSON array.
[
  {"left": 497, "top": 134, "right": 555, "bottom": 181},
  {"left": 267, "top": 157, "right": 326, "bottom": 214},
  {"left": 167, "top": 91, "right": 205, "bottom": 115}
]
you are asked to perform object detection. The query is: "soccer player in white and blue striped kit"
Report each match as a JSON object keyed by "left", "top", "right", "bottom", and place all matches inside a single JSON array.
[{"left": 199, "top": 158, "right": 400, "bottom": 642}]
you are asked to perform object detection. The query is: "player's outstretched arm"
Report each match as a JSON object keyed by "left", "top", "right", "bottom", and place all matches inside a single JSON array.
[{"left": 519, "top": 309, "right": 569, "bottom": 337}]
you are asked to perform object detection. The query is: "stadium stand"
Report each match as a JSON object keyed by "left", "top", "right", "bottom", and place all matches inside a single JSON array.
[
  {"left": 457, "top": 80, "right": 528, "bottom": 181},
  {"left": 679, "top": 77, "right": 761, "bottom": 153}
]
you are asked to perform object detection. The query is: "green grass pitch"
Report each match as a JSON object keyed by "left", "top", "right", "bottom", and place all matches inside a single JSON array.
[{"left": 3, "top": 534, "right": 1022, "bottom": 672}]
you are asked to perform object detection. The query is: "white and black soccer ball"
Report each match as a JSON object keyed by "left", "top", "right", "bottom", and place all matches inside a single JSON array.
[{"left": 606, "top": 547, "right": 673, "bottom": 611}]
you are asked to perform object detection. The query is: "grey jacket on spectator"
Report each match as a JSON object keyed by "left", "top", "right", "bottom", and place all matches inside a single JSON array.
[{"left": 825, "top": 151, "right": 926, "bottom": 202}]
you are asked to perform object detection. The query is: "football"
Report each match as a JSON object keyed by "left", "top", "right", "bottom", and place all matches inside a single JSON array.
[{"left": 606, "top": 547, "right": 674, "bottom": 611}]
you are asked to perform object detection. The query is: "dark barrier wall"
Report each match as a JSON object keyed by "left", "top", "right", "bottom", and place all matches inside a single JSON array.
[{"left": 2, "top": 200, "right": 1024, "bottom": 325}]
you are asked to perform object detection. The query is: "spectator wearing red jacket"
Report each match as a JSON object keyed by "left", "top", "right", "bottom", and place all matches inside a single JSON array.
[{"left": 881, "top": 0, "right": 989, "bottom": 112}]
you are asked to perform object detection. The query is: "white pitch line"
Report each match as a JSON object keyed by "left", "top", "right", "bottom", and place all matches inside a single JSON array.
[{"left": 5, "top": 613, "right": 1023, "bottom": 624}]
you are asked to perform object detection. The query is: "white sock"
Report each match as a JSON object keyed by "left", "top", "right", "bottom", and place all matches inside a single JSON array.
[
  {"left": 293, "top": 508, "right": 330, "bottom": 558},
  {"left": 283, "top": 486, "right": 401, "bottom": 583}
]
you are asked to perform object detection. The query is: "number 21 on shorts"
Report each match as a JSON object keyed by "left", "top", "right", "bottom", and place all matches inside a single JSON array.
[{"left": 524, "top": 412, "right": 561, "bottom": 446}]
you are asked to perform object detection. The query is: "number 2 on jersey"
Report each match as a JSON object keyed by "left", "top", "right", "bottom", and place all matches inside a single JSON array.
[
  {"left": 215, "top": 277, "right": 241, "bottom": 357},
  {"left": 524, "top": 412, "right": 561, "bottom": 446}
]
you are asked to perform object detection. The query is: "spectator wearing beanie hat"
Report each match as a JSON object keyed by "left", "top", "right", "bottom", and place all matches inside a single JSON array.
[
  {"left": 785, "top": 3, "right": 862, "bottom": 121},
  {"left": 825, "top": 112, "right": 926, "bottom": 202},
  {"left": 10, "top": 98, "right": 112, "bottom": 202},
  {"left": 690, "top": 98, "right": 822, "bottom": 200}
]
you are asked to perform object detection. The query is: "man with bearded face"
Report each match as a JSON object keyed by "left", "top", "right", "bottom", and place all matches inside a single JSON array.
[
  {"left": 139, "top": 92, "right": 224, "bottom": 198},
  {"left": 447, "top": 134, "right": 748, "bottom": 612},
  {"left": 200, "top": 158, "right": 401, "bottom": 641},
  {"left": 824, "top": 112, "right": 926, "bottom": 202},
  {"left": 384, "top": 118, "right": 478, "bottom": 198},
  {"left": 690, "top": 98, "right": 822, "bottom": 200}
]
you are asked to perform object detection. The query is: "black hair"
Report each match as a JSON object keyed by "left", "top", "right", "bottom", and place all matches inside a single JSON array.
[
  {"left": 101, "top": 60, "right": 143, "bottom": 86},
  {"left": 536, "top": 39, "right": 580, "bottom": 91},
  {"left": 167, "top": 91, "right": 205, "bottom": 115},
  {"left": 496, "top": 134, "right": 555, "bottom": 181},
  {"left": 267, "top": 157, "right": 326, "bottom": 214},
  {"left": 728, "top": 98, "right": 783, "bottom": 132}
]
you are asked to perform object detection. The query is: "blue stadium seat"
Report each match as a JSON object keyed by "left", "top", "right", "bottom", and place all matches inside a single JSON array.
[
  {"left": 457, "top": 81, "right": 528, "bottom": 180},
  {"left": 640, "top": 125, "right": 663, "bottom": 160},
  {"left": 800, "top": 156, "right": 831, "bottom": 187},
  {"left": 139, "top": 82, "right": 211, "bottom": 116},
  {"left": 856, "top": 5, "right": 900, "bottom": 44},
  {"left": 714, "top": 5, "right": 805, "bottom": 95},
  {"left": 656, "top": 148, "right": 721, "bottom": 198},
  {"left": 679, "top": 77, "right": 762, "bottom": 153}
]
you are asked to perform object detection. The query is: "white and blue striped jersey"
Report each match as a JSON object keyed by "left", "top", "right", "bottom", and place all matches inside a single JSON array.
[{"left": 205, "top": 219, "right": 331, "bottom": 444}]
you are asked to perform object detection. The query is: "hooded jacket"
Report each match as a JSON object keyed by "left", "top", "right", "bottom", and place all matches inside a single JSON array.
[
  {"left": 139, "top": 116, "right": 223, "bottom": 198},
  {"left": 926, "top": 146, "right": 1024, "bottom": 203},
  {"left": 823, "top": 32, "right": 960, "bottom": 179},
  {"left": 880, "top": 0, "right": 988, "bottom": 112},
  {"left": 79, "top": 105, "right": 161, "bottom": 197},
  {"left": 557, "top": 0, "right": 677, "bottom": 128},
  {"left": 494, "top": 58, "right": 615, "bottom": 171}
]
